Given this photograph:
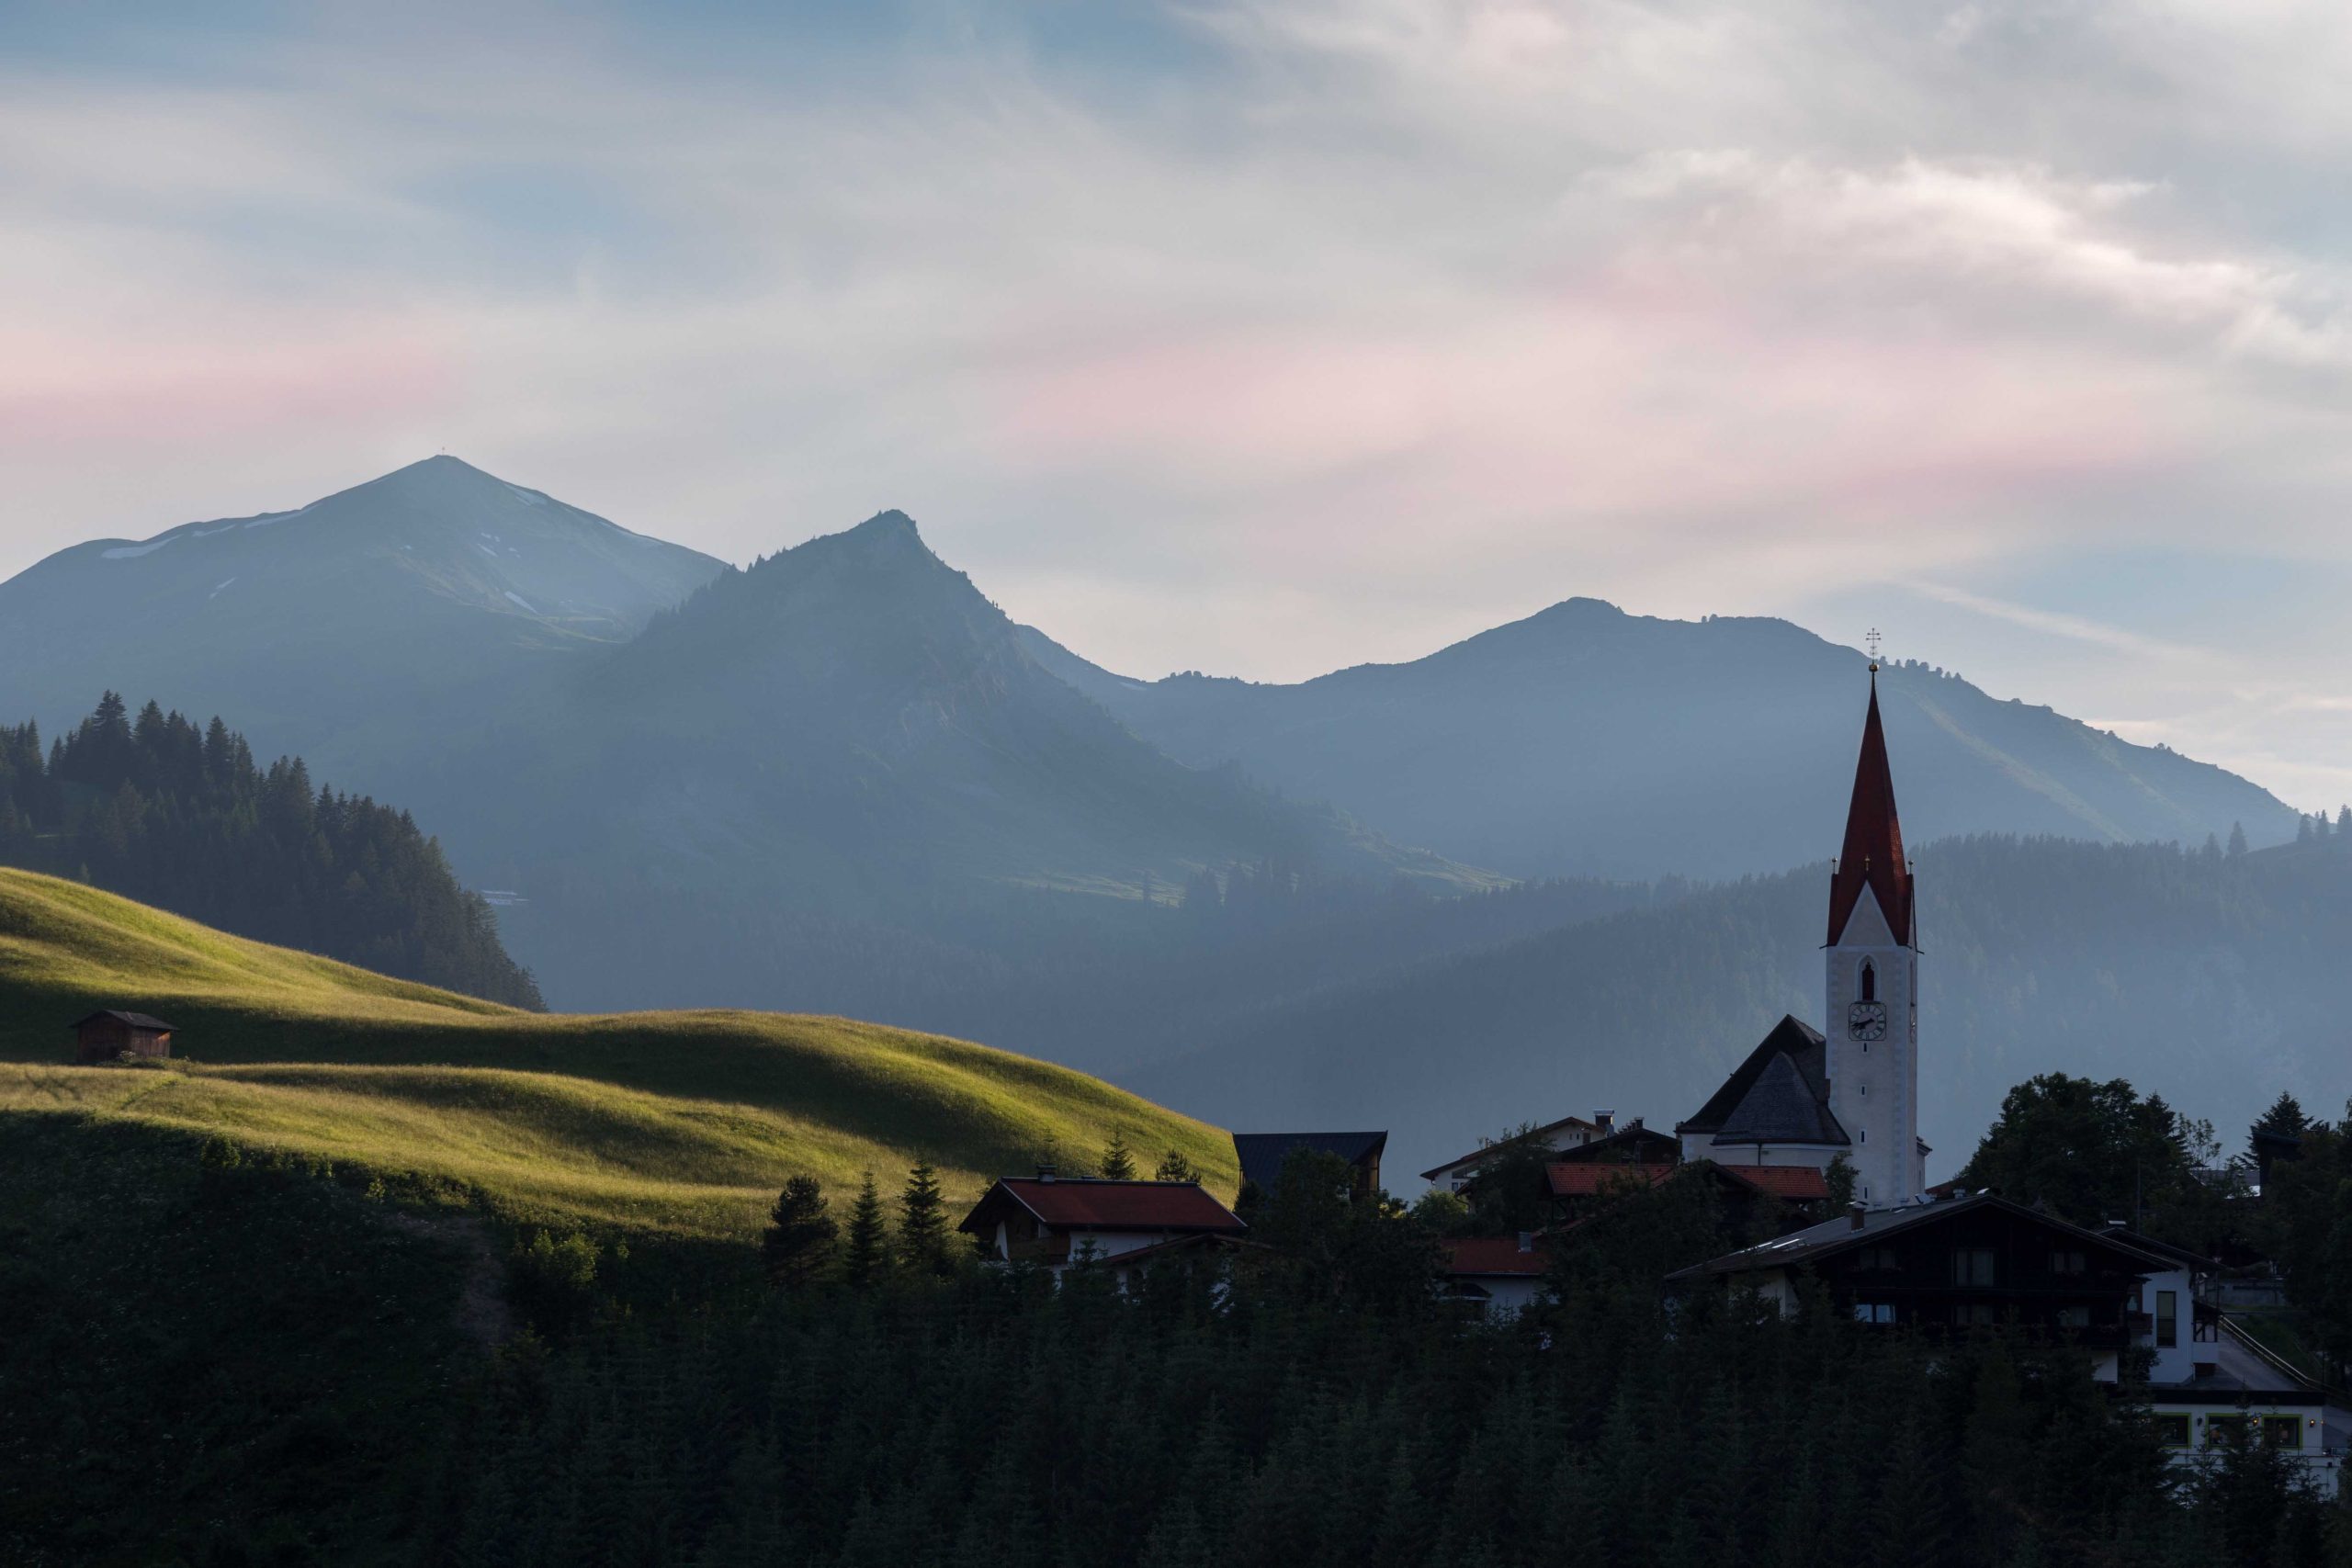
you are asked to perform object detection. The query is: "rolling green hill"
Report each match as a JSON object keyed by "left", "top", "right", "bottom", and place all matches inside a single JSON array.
[{"left": 0, "top": 869, "right": 1235, "bottom": 1235}]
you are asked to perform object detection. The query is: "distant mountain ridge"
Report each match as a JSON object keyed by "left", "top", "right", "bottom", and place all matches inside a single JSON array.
[
  {"left": 1021, "top": 600, "right": 2297, "bottom": 879},
  {"left": 0, "top": 457, "right": 725, "bottom": 781},
  {"left": 0, "top": 457, "right": 2307, "bottom": 1058}
]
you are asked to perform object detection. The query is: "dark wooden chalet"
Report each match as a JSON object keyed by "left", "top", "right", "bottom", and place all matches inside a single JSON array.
[
  {"left": 72, "top": 1010, "right": 178, "bottom": 1065},
  {"left": 1668, "top": 1191, "right": 2173, "bottom": 1344}
]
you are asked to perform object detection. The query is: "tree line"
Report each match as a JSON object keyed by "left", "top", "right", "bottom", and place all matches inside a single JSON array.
[
  {"left": 423, "top": 1133, "right": 2349, "bottom": 1568},
  {"left": 0, "top": 693, "right": 541, "bottom": 1008}
]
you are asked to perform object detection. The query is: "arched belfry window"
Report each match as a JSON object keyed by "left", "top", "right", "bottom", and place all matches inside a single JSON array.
[{"left": 1859, "top": 960, "right": 1877, "bottom": 1003}]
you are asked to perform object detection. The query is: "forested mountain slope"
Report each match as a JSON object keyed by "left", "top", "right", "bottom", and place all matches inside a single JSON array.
[
  {"left": 1126, "top": 833, "right": 2352, "bottom": 1184},
  {"left": 0, "top": 693, "right": 540, "bottom": 1007},
  {"left": 433, "top": 510, "right": 1493, "bottom": 1011},
  {"left": 0, "top": 870, "right": 1235, "bottom": 1231},
  {"left": 1024, "top": 603, "right": 2298, "bottom": 880}
]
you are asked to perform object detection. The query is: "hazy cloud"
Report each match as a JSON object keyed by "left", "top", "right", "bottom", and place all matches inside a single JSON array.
[{"left": 6, "top": 1, "right": 2352, "bottom": 802}]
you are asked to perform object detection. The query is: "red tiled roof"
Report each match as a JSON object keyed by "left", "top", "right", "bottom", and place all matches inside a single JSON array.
[
  {"left": 1442, "top": 1237, "right": 1547, "bottom": 1277},
  {"left": 965, "top": 1178, "right": 1246, "bottom": 1235},
  {"left": 1826, "top": 673, "right": 1912, "bottom": 945},
  {"left": 1545, "top": 1160, "right": 1831, "bottom": 1202},
  {"left": 1716, "top": 1165, "right": 1832, "bottom": 1201},
  {"left": 1546, "top": 1162, "right": 1677, "bottom": 1197}
]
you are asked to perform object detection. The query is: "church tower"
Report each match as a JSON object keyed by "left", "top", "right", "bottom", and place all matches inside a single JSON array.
[{"left": 1824, "top": 667, "right": 1924, "bottom": 1205}]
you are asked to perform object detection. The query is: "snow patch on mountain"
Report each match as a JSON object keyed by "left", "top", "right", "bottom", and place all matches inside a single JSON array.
[
  {"left": 102, "top": 538, "right": 175, "bottom": 559},
  {"left": 503, "top": 591, "right": 539, "bottom": 615}
]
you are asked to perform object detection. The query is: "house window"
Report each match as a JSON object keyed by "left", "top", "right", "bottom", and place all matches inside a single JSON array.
[
  {"left": 2263, "top": 1416, "right": 2304, "bottom": 1450},
  {"left": 1860, "top": 961, "right": 1876, "bottom": 1002},
  {"left": 1856, "top": 1246, "right": 1901, "bottom": 1272},
  {"left": 2055, "top": 1304, "right": 2090, "bottom": 1328},
  {"left": 2205, "top": 1415, "right": 2249, "bottom": 1448},
  {"left": 1859, "top": 1128, "right": 1867, "bottom": 1144},
  {"left": 2155, "top": 1291, "right": 2177, "bottom": 1348},
  {"left": 1951, "top": 1248, "right": 1996, "bottom": 1287},
  {"left": 1954, "top": 1303, "right": 1999, "bottom": 1326},
  {"left": 1852, "top": 1302, "right": 1896, "bottom": 1325},
  {"left": 2154, "top": 1414, "right": 2191, "bottom": 1449},
  {"left": 2050, "top": 1249, "right": 2086, "bottom": 1276}
]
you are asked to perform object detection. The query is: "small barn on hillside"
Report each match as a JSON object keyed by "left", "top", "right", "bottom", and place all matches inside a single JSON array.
[{"left": 72, "top": 1010, "right": 178, "bottom": 1064}]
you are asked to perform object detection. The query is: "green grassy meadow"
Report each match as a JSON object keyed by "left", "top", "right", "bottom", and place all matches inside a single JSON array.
[{"left": 0, "top": 868, "right": 1235, "bottom": 1235}]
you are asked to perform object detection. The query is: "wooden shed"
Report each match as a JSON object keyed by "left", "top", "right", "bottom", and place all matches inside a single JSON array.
[{"left": 72, "top": 1010, "right": 178, "bottom": 1065}]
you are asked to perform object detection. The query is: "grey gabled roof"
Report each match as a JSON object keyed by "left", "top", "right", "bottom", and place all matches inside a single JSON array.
[
  {"left": 1712, "top": 1051, "right": 1849, "bottom": 1147},
  {"left": 1667, "top": 1192, "right": 2178, "bottom": 1282},
  {"left": 1233, "top": 1132, "right": 1387, "bottom": 1193},
  {"left": 71, "top": 1010, "right": 178, "bottom": 1032},
  {"left": 1678, "top": 1015, "right": 1827, "bottom": 1136}
]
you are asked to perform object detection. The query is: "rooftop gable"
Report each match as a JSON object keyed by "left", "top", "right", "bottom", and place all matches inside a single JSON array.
[
  {"left": 1668, "top": 1192, "right": 2175, "bottom": 1281},
  {"left": 1233, "top": 1131, "right": 1386, "bottom": 1193},
  {"left": 1712, "top": 1051, "right": 1849, "bottom": 1146},
  {"left": 1419, "top": 1113, "right": 1600, "bottom": 1181},
  {"left": 957, "top": 1178, "right": 1246, "bottom": 1237},
  {"left": 1678, "top": 1015, "right": 1827, "bottom": 1136},
  {"left": 71, "top": 1010, "right": 178, "bottom": 1032}
]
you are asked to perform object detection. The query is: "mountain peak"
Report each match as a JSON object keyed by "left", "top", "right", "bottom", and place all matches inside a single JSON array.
[{"left": 768, "top": 509, "right": 937, "bottom": 572}]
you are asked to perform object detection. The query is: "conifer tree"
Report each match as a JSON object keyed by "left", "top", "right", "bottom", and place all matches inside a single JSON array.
[
  {"left": 842, "top": 1172, "right": 890, "bottom": 1288},
  {"left": 2228, "top": 820, "right": 2249, "bottom": 857},
  {"left": 1153, "top": 1148, "right": 1200, "bottom": 1184},
  {"left": 1100, "top": 1131, "right": 1137, "bottom": 1180},
  {"left": 897, "top": 1163, "right": 951, "bottom": 1276},
  {"left": 761, "top": 1176, "right": 837, "bottom": 1288}
]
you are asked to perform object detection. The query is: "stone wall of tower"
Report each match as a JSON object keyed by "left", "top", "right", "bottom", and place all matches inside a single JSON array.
[{"left": 1823, "top": 885, "right": 1922, "bottom": 1204}]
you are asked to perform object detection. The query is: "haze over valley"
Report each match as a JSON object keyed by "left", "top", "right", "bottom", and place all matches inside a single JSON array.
[{"left": 2, "top": 456, "right": 2335, "bottom": 1179}]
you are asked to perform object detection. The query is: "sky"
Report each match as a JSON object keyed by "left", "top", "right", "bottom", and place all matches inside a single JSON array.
[{"left": 7, "top": 0, "right": 2352, "bottom": 807}]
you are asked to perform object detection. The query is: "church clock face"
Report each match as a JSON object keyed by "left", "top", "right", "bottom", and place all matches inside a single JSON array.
[{"left": 1848, "top": 1000, "right": 1888, "bottom": 1041}]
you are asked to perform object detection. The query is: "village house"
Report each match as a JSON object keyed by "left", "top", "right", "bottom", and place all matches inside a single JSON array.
[
  {"left": 72, "top": 1010, "right": 178, "bottom": 1064},
  {"left": 2098, "top": 1224, "right": 2346, "bottom": 1495},
  {"left": 1438, "top": 1235, "right": 1547, "bottom": 1319},
  {"left": 956, "top": 1172, "right": 1248, "bottom": 1285},
  {"left": 1232, "top": 1130, "right": 1387, "bottom": 1202},
  {"left": 1419, "top": 1111, "right": 1610, "bottom": 1192},
  {"left": 1668, "top": 1191, "right": 2346, "bottom": 1496},
  {"left": 1550, "top": 1117, "right": 1679, "bottom": 1166}
]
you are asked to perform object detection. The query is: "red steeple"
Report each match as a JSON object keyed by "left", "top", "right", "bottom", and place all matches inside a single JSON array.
[{"left": 1826, "top": 668, "right": 1912, "bottom": 945}]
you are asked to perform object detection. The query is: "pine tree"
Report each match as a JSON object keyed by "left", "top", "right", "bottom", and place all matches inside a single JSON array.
[
  {"left": 761, "top": 1176, "right": 837, "bottom": 1288},
  {"left": 897, "top": 1163, "right": 950, "bottom": 1276},
  {"left": 1100, "top": 1132, "right": 1137, "bottom": 1181},
  {"left": 2228, "top": 821, "right": 2249, "bottom": 857},
  {"left": 842, "top": 1172, "right": 889, "bottom": 1288},
  {"left": 1154, "top": 1148, "right": 1201, "bottom": 1184}
]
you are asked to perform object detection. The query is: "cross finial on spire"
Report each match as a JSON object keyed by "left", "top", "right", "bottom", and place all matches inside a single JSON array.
[{"left": 1865, "top": 627, "right": 1882, "bottom": 670}]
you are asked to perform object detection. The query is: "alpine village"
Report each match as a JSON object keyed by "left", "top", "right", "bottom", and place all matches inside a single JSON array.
[{"left": 13, "top": 637, "right": 2351, "bottom": 1568}]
